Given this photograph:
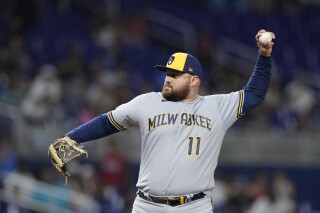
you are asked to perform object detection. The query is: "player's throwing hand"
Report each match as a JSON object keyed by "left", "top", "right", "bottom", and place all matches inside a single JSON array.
[{"left": 256, "top": 29, "right": 276, "bottom": 57}]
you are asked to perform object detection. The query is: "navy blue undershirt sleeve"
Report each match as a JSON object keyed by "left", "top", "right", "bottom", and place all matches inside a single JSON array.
[
  {"left": 65, "top": 113, "right": 119, "bottom": 143},
  {"left": 242, "top": 55, "right": 271, "bottom": 114}
]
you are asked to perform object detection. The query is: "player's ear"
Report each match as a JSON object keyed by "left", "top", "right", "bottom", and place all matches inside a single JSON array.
[{"left": 191, "top": 76, "right": 200, "bottom": 86}]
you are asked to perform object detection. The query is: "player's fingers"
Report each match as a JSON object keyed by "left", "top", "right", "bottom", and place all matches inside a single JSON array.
[
  {"left": 271, "top": 33, "right": 276, "bottom": 39},
  {"left": 255, "top": 34, "right": 259, "bottom": 41},
  {"left": 262, "top": 42, "right": 274, "bottom": 52},
  {"left": 257, "top": 41, "right": 273, "bottom": 51},
  {"left": 256, "top": 33, "right": 262, "bottom": 41},
  {"left": 264, "top": 42, "right": 274, "bottom": 48}
]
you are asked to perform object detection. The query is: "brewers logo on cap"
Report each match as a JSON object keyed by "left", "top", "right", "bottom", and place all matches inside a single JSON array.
[{"left": 167, "top": 56, "right": 175, "bottom": 65}]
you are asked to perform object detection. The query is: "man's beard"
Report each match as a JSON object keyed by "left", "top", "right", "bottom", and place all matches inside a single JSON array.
[{"left": 162, "top": 83, "right": 190, "bottom": 102}]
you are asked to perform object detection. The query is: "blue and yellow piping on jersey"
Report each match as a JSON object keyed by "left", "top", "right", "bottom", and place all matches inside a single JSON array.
[
  {"left": 108, "top": 111, "right": 126, "bottom": 131},
  {"left": 237, "top": 90, "right": 245, "bottom": 118}
]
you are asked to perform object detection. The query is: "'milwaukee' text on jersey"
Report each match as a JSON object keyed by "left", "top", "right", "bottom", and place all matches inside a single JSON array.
[{"left": 148, "top": 113, "right": 212, "bottom": 131}]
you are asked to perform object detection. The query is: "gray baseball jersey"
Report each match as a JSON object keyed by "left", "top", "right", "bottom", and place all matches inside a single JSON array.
[{"left": 109, "top": 90, "right": 244, "bottom": 196}]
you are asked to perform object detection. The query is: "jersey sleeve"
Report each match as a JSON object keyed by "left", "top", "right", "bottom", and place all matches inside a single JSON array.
[
  {"left": 214, "top": 90, "right": 244, "bottom": 130},
  {"left": 108, "top": 94, "right": 144, "bottom": 130}
]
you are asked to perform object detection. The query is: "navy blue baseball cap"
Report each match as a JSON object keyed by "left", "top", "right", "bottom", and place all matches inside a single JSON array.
[{"left": 154, "top": 52, "right": 203, "bottom": 79}]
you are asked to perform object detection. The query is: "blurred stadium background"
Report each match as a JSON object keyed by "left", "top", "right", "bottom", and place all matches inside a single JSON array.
[{"left": 1, "top": 0, "right": 320, "bottom": 212}]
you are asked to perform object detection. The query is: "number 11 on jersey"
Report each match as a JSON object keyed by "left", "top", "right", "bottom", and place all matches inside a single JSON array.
[{"left": 187, "top": 136, "right": 202, "bottom": 156}]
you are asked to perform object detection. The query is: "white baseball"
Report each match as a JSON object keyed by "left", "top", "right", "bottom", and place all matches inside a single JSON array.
[{"left": 259, "top": 32, "right": 273, "bottom": 46}]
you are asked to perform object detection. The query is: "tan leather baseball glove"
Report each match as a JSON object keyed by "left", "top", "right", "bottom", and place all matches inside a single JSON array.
[{"left": 48, "top": 136, "right": 88, "bottom": 184}]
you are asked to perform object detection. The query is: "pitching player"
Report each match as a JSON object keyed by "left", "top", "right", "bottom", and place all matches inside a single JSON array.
[{"left": 57, "top": 29, "right": 275, "bottom": 212}]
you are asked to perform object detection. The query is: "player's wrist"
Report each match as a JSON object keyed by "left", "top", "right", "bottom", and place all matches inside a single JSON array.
[
  {"left": 259, "top": 53, "right": 271, "bottom": 58},
  {"left": 259, "top": 52, "right": 271, "bottom": 57}
]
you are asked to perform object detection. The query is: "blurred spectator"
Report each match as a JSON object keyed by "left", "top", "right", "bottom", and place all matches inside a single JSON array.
[
  {"left": 0, "top": 35, "right": 30, "bottom": 104},
  {"left": 264, "top": 78, "right": 283, "bottom": 116},
  {"left": 127, "top": 12, "right": 148, "bottom": 45},
  {"left": 21, "top": 64, "right": 62, "bottom": 124},
  {"left": 80, "top": 164, "right": 99, "bottom": 197},
  {"left": 284, "top": 74, "right": 316, "bottom": 130},
  {"left": 245, "top": 187, "right": 297, "bottom": 213},
  {"left": 270, "top": 98, "right": 298, "bottom": 131},
  {"left": 35, "top": 167, "right": 56, "bottom": 184},
  {"left": 0, "top": 35, "right": 31, "bottom": 78},
  {"left": 99, "top": 141, "right": 128, "bottom": 194},
  {"left": 0, "top": 139, "right": 18, "bottom": 173},
  {"left": 212, "top": 172, "right": 230, "bottom": 211},
  {"left": 225, "top": 174, "right": 252, "bottom": 213},
  {"left": 31, "top": 167, "right": 70, "bottom": 210},
  {"left": 85, "top": 67, "right": 130, "bottom": 113},
  {"left": 97, "top": 141, "right": 129, "bottom": 213},
  {"left": 272, "top": 170, "right": 296, "bottom": 201},
  {"left": 309, "top": 106, "right": 320, "bottom": 130},
  {"left": 247, "top": 171, "right": 268, "bottom": 200},
  {"left": 57, "top": 43, "right": 87, "bottom": 82},
  {"left": 196, "top": 28, "right": 218, "bottom": 90},
  {"left": 14, "top": 159, "right": 33, "bottom": 178},
  {"left": 242, "top": 170, "right": 298, "bottom": 213}
]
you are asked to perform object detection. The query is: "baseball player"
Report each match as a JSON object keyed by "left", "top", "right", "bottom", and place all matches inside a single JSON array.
[{"left": 49, "top": 29, "right": 275, "bottom": 212}]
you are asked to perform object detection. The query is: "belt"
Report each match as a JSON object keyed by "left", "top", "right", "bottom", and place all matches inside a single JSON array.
[{"left": 137, "top": 190, "right": 206, "bottom": 207}]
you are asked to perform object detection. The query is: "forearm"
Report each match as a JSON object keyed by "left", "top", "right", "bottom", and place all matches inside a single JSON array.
[
  {"left": 66, "top": 113, "right": 119, "bottom": 143},
  {"left": 242, "top": 55, "right": 271, "bottom": 113}
]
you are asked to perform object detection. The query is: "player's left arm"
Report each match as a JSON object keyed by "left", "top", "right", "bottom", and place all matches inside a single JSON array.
[
  {"left": 64, "top": 94, "right": 145, "bottom": 143},
  {"left": 65, "top": 113, "right": 120, "bottom": 143},
  {"left": 241, "top": 29, "right": 275, "bottom": 114}
]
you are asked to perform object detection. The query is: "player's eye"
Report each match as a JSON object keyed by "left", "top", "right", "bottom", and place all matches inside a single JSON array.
[{"left": 167, "top": 73, "right": 179, "bottom": 78}]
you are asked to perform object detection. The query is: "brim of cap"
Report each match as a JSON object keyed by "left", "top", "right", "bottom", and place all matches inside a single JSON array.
[{"left": 154, "top": 65, "right": 182, "bottom": 73}]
